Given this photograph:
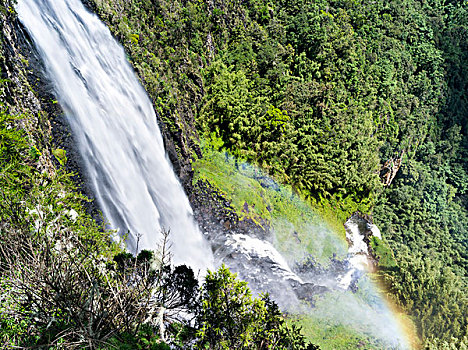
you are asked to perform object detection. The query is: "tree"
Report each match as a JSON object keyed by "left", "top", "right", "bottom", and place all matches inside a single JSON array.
[{"left": 195, "top": 265, "right": 319, "bottom": 349}]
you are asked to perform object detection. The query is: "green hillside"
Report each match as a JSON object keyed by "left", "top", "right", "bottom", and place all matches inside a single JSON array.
[
  {"left": 88, "top": 0, "right": 467, "bottom": 347},
  {"left": 1, "top": 0, "right": 467, "bottom": 348}
]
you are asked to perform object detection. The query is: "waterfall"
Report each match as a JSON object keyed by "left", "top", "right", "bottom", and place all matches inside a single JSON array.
[{"left": 17, "top": 0, "right": 213, "bottom": 273}]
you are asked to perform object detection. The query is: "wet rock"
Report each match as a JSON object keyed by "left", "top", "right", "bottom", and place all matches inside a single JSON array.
[{"left": 291, "top": 281, "right": 329, "bottom": 306}]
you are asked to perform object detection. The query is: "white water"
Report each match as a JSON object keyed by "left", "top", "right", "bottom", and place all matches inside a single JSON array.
[
  {"left": 17, "top": 0, "right": 213, "bottom": 273},
  {"left": 227, "top": 234, "right": 302, "bottom": 282},
  {"left": 336, "top": 217, "right": 372, "bottom": 289}
]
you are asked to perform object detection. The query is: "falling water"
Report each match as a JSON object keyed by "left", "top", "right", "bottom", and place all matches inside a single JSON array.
[{"left": 17, "top": 0, "right": 213, "bottom": 273}]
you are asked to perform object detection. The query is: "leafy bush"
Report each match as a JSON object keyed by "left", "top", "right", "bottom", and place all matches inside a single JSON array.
[{"left": 196, "top": 265, "right": 319, "bottom": 350}]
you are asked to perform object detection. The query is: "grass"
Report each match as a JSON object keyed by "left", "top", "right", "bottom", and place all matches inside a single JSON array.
[
  {"left": 295, "top": 315, "right": 385, "bottom": 350},
  {"left": 191, "top": 137, "right": 414, "bottom": 349},
  {"left": 191, "top": 137, "right": 348, "bottom": 265},
  {"left": 369, "top": 236, "right": 398, "bottom": 268}
]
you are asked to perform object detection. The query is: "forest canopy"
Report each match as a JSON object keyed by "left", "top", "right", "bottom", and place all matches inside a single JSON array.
[{"left": 89, "top": 0, "right": 468, "bottom": 347}]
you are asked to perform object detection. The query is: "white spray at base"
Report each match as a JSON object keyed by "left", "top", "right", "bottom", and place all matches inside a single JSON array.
[
  {"left": 337, "top": 216, "right": 382, "bottom": 289},
  {"left": 328, "top": 216, "right": 409, "bottom": 349},
  {"left": 17, "top": 0, "right": 213, "bottom": 273},
  {"left": 217, "top": 219, "right": 409, "bottom": 349},
  {"left": 207, "top": 155, "right": 410, "bottom": 348}
]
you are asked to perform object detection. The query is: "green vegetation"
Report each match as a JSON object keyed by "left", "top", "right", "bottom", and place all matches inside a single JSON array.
[
  {"left": 90, "top": 0, "right": 467, "bottom": 347},
  {"left": 296, "top": 316, "right": 383, "bottom": 350},
  {"left": 2, "top": 0, "right": 467, "bottom": 347},
  {"left": 192, "top": 136, "right": 348, "bottom": 264},
  {"left": 0, "top": 100, "right": 318, "bottom": 348},
  {"left": 197, "top": 265, "right": 319, "bottom": 350},
  {"left": 0, "top": 7, "right": 319, "bottom": 348},
  {"left": 94, "top": 0, "right": 467, "bottom": 347}
]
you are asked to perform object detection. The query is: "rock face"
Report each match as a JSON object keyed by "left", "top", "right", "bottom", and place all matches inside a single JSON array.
[
  {"left": 213, "top": 232, "right": 335, "bottom": 309},
  {"left": 0, "top": 10, "right": 57, "bottom": 176},
  {"left": 1, "top": 11, "right": 107, "bottom": 219}
]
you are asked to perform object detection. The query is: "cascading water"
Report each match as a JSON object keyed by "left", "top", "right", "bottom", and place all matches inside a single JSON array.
[
  {"left": 17, "top": 0, "right": 213, "bottom": 273},
  {"left": 200, "top": 152, "right": 411, "bottom": 349}
]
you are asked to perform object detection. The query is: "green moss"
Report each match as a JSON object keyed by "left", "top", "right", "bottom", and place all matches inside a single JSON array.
[
  {"left": 192, "top": 136, "right": 348, "bottom": 264},
  {"left": 52, "top": 148, "right": 67, "bottom": 165},
  {"left": 294, "top": 315, "right": 381, "bottom": 350},
  {"left": 370, "top": 237, "right": 397, "bottom": 269}
]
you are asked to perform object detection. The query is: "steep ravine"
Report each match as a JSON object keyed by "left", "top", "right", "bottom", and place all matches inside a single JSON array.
[{"left": 4, "top": 1, "right": 411, "bottom": 348}]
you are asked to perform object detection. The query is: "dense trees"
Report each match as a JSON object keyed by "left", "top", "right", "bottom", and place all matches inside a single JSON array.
[
  {"left": 372, "top": 2, "right": 468, "bottom": 347},
  {"left": 196, "top": 265, "right": 318, "bottom": 350},
  {"left": 90, "top": 0, "right": 468, "bottom": 347}
]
